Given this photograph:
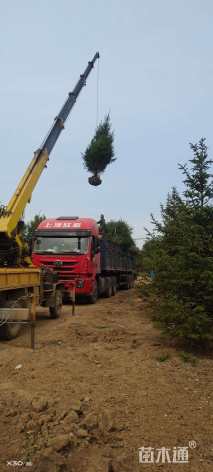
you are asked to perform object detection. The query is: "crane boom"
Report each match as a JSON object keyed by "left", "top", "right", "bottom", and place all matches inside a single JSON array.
[
  {"left": 0, "top": 52, "right": 99, "bottom": 265},
  {"left": 39, "top": 51, "right": 100, "bottom": 157}
]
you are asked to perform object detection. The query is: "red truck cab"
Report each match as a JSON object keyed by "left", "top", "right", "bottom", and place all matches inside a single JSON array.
[{"left": 32, "top": 217, "right": 101, "bottom": 302}]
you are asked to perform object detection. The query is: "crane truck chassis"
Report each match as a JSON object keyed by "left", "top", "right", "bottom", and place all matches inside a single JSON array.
[
  {"left": 0, "top": 53, "right": 99, "bottom": 344},
  {"left": 0, "top": 267, "right": 66, "bottom": 345}
]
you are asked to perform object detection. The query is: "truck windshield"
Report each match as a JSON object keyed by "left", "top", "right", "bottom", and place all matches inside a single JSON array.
[{"left": 33, "top": 236, "right": 89, "bottom": 254}]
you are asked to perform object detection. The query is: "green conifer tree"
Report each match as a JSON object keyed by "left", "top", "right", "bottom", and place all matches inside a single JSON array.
[
  {"left": 82, "top": 115, "right": 115, "bottom": 185},
  {"left": 141, "top": 139, "right": 213, "bottom": 347},
  {"left": 179, "top": 138, "right": 213, "bottom": 207}
]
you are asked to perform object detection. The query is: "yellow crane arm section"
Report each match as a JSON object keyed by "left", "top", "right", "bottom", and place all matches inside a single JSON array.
[
  {"left": 0, "top": 52, "right": 99, "bottom": 266},
  {"left": 0, "top": 150, "right": 48, "bottom": 237}
]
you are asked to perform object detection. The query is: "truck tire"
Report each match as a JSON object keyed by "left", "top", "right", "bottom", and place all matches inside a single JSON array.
[
  {"left": 111, "top": 277, "right": 117, "bottom": 296},
  {"left": 88, "top": 281, "right": 98, "bottom": 304},
  {"left": 130, "top": 276, "right": 134, "bottom": 288},
  {"left": 49, "top": 289, "right": 63, "bottom": 319},
  {"left": 122, "top": 275, "right": 130, "bottom": 290},
  {"left": 104, "top": 277, "right": 112, "bottom": 298},
  {"left": 0, "top": 300, "right": 22, "bottom": 340},
  {"left": 0, "top": 323, "right": 21, "bottom": 340},
  {"left": 97, "top": 277, "right": 105, "bottom": 297}
]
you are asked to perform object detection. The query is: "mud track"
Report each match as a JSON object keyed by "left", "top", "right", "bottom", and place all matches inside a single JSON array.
[{"left": 0, "top": 290, "right": 212, "bottom": 471}]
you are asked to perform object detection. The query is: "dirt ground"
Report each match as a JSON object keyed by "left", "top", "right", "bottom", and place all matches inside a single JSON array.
[{"left": 0, "top": 289, "right": 212, "bottom": 472}]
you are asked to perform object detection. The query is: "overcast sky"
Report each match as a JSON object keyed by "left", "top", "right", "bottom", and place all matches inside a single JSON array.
[{"left": 1, "top": 1, "right": 213, "bottom": 246}]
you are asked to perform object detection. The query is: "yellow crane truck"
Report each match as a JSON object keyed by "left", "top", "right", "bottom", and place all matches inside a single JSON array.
[{"left": 0, "top": 52, "right": 99, "bottom": 345}]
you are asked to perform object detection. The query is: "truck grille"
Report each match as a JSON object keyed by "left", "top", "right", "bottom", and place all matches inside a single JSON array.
[{"left": 41, "top": 261, "right": 77, "bottom": 279}]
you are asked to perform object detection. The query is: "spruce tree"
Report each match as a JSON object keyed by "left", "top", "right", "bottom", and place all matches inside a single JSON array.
[
  {"left": 179, "top": 138, "right": 213, "bottom": 208},
  {"left": 82, "top": 115, "right": 115, "bottom": 185},
  {"left": 141, "top": 139, "right": 213, "bottom": 347},
  {"left": 104, "top": 219, "right": 136, "bottom": 251}
]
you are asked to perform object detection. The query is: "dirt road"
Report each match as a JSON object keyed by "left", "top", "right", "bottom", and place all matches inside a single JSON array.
[{"left": 0, "top": 290, "right": 212, "bottom": 471}]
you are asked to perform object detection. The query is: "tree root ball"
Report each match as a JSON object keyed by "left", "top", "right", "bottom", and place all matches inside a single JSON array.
[{"left": 88, "top": 175, "right": 102, "bottom": 186}]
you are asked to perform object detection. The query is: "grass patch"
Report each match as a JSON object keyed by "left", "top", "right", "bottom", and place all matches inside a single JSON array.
[
  {"left": 156, "top": 353, "right": 170, "bottom": 362},
  {"left": 179, "top": 351, "right": 198, "bottom": 366},
  {"left": 95, "top": 325, "right": 111, "bottom": 330}
]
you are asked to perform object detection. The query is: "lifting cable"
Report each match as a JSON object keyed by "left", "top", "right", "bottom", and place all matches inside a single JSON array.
[{"left": 96, "top": 55, "right": 100, "bottom": 128}]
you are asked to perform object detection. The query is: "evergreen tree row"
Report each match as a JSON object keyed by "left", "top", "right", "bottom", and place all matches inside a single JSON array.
[{"left": 141, "top": 138, "right": 213, "bottom": 347}]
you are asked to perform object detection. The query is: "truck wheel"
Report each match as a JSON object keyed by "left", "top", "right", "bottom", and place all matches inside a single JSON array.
[
  {"left": 122, "top": 278, "right": 130, "bottom": 290},
  {"left": 111, "top": 278, "right": 117, "bottom": 296},
  {"left": 0, "top": 300, "right": 22, "bottom": 340},
  {"left": 0, "top": 323, "right": 21, "bottom": 340},
  {"left": 104, "top": 277, "right": 112, "bottom": 298},
  {"left": 49, "top": 289, "right": 63, "bottom": 319},
  {"left": 130, "top": 277, "right": 134, "bottom": 288},
  {"left": 88, "top": 281, "right": 98, "bottom": 304}
]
